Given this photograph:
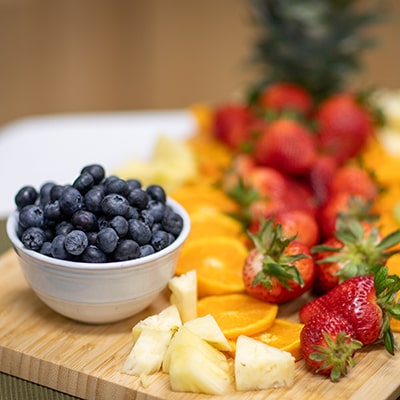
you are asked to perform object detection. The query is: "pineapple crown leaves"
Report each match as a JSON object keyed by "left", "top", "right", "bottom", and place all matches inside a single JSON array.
[
  {"left": 247, "top": 0, "right": 386, "bottom": 101},
  {"left": 310, "top": 330, "right": 363, "bottom": 382},
  {"left": 370, "top": 264, "right": 400, "bottom": 355},
  {"left": 248, "top": 218, "right": 307, "bottom": 290},
  {"left": 312, "top": 217, "right": 400, "bottom": 282}
]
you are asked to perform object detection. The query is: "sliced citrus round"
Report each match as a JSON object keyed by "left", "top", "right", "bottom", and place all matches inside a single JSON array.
[
  {"left": 176, "top": 236, "right": 248, "bottom": 297},
  {"left": 170, "top": 184, "right": 239, "bottom": 216},
  {"left": 187, "top": 209, "right": 244, "bottom": 242},
  {"left": 197, "top": 293, "right": 278, "bottom": 339}
]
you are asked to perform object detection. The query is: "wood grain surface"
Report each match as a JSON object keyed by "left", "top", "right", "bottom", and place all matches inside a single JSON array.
[{"left": 1, "top": 249, "right": 399, "bottom": 400}]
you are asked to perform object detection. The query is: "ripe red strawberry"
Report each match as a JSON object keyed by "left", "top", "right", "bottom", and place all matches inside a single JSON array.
[
  {"left": 307, "top": 154, "right": 338, "bottom": 206},
  {"left": 300, "top": 312, "right": 362, "bottom": 381},
  {"left": 328, "top": 164, "right": 379, "bottom": 201},
  {"left": 242, "top": 219, "right": 316, "bottom": 304},
  {"left": 258, "top": 82, "right": 314, "bottom": 116},
  {"left": 312, "top": 218, "right": 400, "bottom": 294},
  {"left": 274, "top": 209, "right": 320, "bottom": 248},
  {"left": 212, "top": 103, "right": 252, "bottom": 151},
  {"left": 315, "top": 93, "right": 373, "bottom": 164},
  {"left": 253, "top": 118, "right": 317, "bottom": 175},
  {"left": 300, "top": 267, "right": 400, "bottom": 354}
]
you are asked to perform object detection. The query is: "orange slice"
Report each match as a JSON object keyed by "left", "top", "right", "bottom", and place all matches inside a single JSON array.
[
  {"left": 176, "top": 236, "right": 248, "bottom": 297},
  {"left": 197, "top": 293, "right": 278, "bottom": 339},
  {"left": 170, "top": 184, "right": 239, "bottom": 216},
  {"left": 187, "top": 209, "right": 244, "bottom": 242},
  {"left": 252, "top": 319, "right": 304, "bottom": 361}
]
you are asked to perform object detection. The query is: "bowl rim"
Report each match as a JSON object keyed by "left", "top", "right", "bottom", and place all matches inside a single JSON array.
[{"left": 7, "top": 196, "right": 191, "bottom": 271}]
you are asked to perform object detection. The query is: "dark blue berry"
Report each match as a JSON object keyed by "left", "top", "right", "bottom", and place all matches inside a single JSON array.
[
  {"left": 128, "top": 219, "right": 152, "bottom": 245},
  {"left": 51, "top": 234, "right": 70, "bottom": 260},
  {"left": 50, "top": 185, "right": 64, "bottom": 201},
  {"left": 59, "top": 186, "right": 83, "bottom": 215},
  {"left": 64, "top": 230, "right": 89, "bottom": 256},
  {"left": 147, "top": 200, "right": 165, "bottom": 222},
  {"left": 113, "top": 239, "right": 140, "bottom": 261},
  {"left": 151, "top": 230, "right": 170, "bottom": 251},
  {"left": 110, "top": 215, "right": 129, "bottom": 237},
  {"left": 126, "top": 179, "right": 142, "bottom": 191},
  {"left": 84, "top": 186, "right": 105, "bottom": 214},
  {"left": 81, "top": 164, "right": 105, "bottom": 185},
  {"left": 15, "top": 186, "right": 38, "bottom": 210},
  {"left": 85, "top": 231, "right": 98, "bottom": 245},
  {"left": 40, "top": 241, "right": 53, "bottom": 257},
  {"left": 140, "top": 209, "right": 154, "bottom": 227},
  {"left": 162, "top": 207, "right": 184, "bottom": 236},
  {"left": 55, "top": 221, "right": 74, "bottom": 236},
  {"left": 73, "top": 172, "right": 94, "bottom": 194},
  {"left": 101, "top": 194, "right": 130, "bottom": 217},
  {"left": 71, "top": 210, "right": 98, "bottom": 232},
  {"left": 139, "top": 244, "right": 155, "bottom": 258},
  {"left": 96, "top": 227, "right": 118, "bottom": 253},
  {"left": 81, "top": 245, "right": 107, "bottom": 263},
  {"left": 19, "top": 205, "right": 44, "bottom": 228},
  {"left": 39, "top": 182, "right": 56, "bottom": 206},
  {"left": 103, "top": 176, "right": 128, "bottom": 196},
  {"left": 44, "top": 200, "right": 63, "bottom": 222},
  {"left": 146, "top": 184, "right": 166, "bottom": 203},
  {"left": 127, "top": 188, "right": 149, "bottom": 210},
  {"left": 21, "top": 227, "right": 46, "bottom": 251},
  {"left": 126, "top": 206, "right": 139, "bottom": 220}
]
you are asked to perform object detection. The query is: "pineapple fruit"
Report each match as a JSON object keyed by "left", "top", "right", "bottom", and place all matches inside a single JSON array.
[
  {"left": 234, "top": 335, "right": 295, "bottom": 391},
  {"left": 168, "top": 270, "right": 197, "bottom": 322},
  {"left": 164, "top": 326, "right": 232, "bottom": 395}
]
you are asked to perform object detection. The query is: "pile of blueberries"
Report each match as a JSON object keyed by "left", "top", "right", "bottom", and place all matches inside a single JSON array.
[{"left": 14, "top": 164, "right": 184, "bottom": 263}]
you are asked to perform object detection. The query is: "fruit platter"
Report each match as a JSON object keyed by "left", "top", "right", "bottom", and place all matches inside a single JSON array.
[{"left": 2, "top": 1, "right": 400, "bottom": 399}]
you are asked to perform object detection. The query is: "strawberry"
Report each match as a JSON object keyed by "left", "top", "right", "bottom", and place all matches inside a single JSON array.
[
  {"left": 253, "top": 118, "right": 317, "bottom": 175},
  {"left": 242, "top": 219, "right": 316, "bottom": 304},
  {"left": 312, "top": 218, "right": 400, "bottom": 294},
  {"left": 300, "top": 266, "right": 400, "bottom": 354},
  {"left": 328, "top": 164, "right": 380, "bottom": 201},
  {"left": 212, "top": 103, "right": 252, "bottom": 151},
  {"left": 300, "top": 312, "right": 362, "bottom": 381},
  {"left": 274, "top": 209, "right": 320, "bottom": 248},
  {"left": 258, "top": 82, "right": 314, "bottom": 116},
  {"left": 315, "top": 93, "right": 373, "bottom": 164},
  {"left": 307, "top": 154, "right": 338, "bottom": 206}
]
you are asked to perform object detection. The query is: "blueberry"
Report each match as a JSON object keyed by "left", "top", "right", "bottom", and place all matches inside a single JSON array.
[
  {"left": 39, "top": 182, "right": 56, "bottom": 206},
  {"left": 96, "top": 227, "right": 118, "bottom": 253},
  {"left": 103, "top": 176, "right": 128, "bottom": 196},
  {"left": 162, "top": 208, "right": 184, "bottom": 236},
  {"left": 44, "top": 200, "right": 63, "bottom": 222},
  {"left": 40, "top": 241, "right": 53, "bottom": 257},
  {"left": 81, "top": 245, "right": 107, "bottom": 263},
  {"left": 81, "top": 164, "right": 105, "bottom": 185},
  {"left": 85, "top": 231, "right": 98, "bottom": 245},
  {"left": 139, "top": 244, "right": 155, "bottom": 258},
  {"left": 139, "top": 209, "right": 154, "bottom": 227},
  {"left": 50, "top": 185, "right": 65, "bottom": 201},
  {"left": 59, "top": 186, "right": 83, "bottom": 215},
  {"left": 71, "top": 210, "right": 98, "bottom": 232},
  {"left": 19, "top": 204, "right": 44, "bottom": 228},
  {"left": 127, "top": 188, "right": 149, "bottom": 210},
  {"left": 110, "top": 215, "right": 129, "bottom": 237},
  {"left": 73, "top": 172, "right": 94, "bottom": 194},
  {"left": 97, "top": 216, "right": 110, "bottom": 230},
  {"left": 55, "top": 221, "right": 74, "bottom": 236},
  {"left": 101, "top": 194, "right": 130, "bottom": 217},
  {"left": 15, "top": 186, "right": 38, "bottom": 210},
  {"left": 128, "top": 218, "right": 152, "bottom": 245},
  {"left": 113, "top": 239, "right": 140, "bottom": 261},
  {"left": 147, "top": 200, "right": 165, "bottom": 222},
  {"left": 151, "top": 230, "right": 170, "bottom": 251},
  {"left": 21, "top": 227, "right": 46, "bottom": 251},
  {"left": 146, "top": 184, "right": 166, "bottom": 203},
  {"left": 84, "top": 186, "right": 105, "bottom": 214},
  {"left": 126, "top": 179, "right": 142, "bottom": 191},
  {"left": 64, "top": 230, "right": 89, "bottom": 256},
  {"left": 126, "top": 206, "right": 139, "bottom": 220},
  {"left": 50, "top": 234, "right": 70, "bottom": 260}
]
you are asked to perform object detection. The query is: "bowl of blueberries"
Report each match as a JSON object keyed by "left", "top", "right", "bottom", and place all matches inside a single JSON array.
[{"left": 6, "top": 164, "right": 190, "bottom": 324}]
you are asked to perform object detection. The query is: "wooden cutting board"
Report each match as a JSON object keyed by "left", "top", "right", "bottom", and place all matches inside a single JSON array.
[{"left": 1, "top": 249, "right": 399, "bottom": 400}]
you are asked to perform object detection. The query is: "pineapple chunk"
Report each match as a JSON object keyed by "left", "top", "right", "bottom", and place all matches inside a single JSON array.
[
  {"left": 234, "top": 335, "right": 295, "bottom": 391},
  {"left": 131, "top": 304, "right": 182, "bottom": 344},
  {"left": 165, "top": 326, "right": 232, "bottom": 395},
  {"left": 168, "top": 270, "right": 197, "bottom": 323},
  {"left": 122, "top": 327, "right": 172, "bottom": 376},
  {"left": 184, "top": 314, "right": 232, "bottom": 352}
]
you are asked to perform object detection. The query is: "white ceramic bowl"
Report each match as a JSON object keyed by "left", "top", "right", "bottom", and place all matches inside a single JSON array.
[{"left": 6, "top": 198, "right": 190, "bottom": 324}]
